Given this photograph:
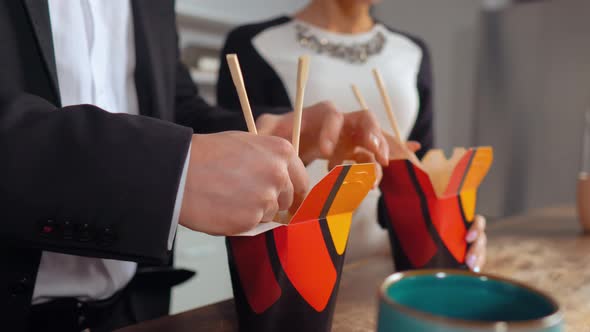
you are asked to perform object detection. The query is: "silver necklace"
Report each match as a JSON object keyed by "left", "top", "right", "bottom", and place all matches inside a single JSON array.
[{"left": 295, "top": 23, "right": 386, "bottom": 64}]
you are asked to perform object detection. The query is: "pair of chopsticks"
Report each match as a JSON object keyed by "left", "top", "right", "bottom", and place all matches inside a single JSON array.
[
  {"left": 228, "top": 55, "right": 403, "bottom": 157},
  {"left": 226, "top": 54, "right": 310, "bottom": 155},
  {"left": 351, "top": 69, "right": 402, "bottom": 142},
  {"left": 354, "top": 69, "right": 425, "bottom": 169}
]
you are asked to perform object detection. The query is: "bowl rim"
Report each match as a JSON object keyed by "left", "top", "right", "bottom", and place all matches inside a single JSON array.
[{"left": 378, "top": 269, "right": 563, "bottom": 329}]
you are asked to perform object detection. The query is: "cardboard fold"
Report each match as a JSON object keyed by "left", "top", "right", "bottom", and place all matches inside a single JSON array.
[{"left": 234, "top": 163, "right": 375, "bottom": 236}]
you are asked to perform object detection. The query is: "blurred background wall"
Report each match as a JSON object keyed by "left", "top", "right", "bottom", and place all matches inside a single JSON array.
[
  {"left": 172, "top": 0, "right": 590, "bottom": 313},
  {"left": 473, "top": 0, "right": 590, "bottom": 217},
  {"left": 375, "top": 0, "right": 590, "bottom": 217},
  {"left": 374, "top": 0, "right": 482, "bottom": 152}
]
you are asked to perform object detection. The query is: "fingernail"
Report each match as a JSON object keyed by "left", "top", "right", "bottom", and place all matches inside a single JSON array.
[
  {"left": 381, "top": 141, "right": 389, "bottom": 160},
  {"left": 323, "top": 140, "right": 334, "bottom": 154},
  {"left": 372, "top": 166, "right": 380, "bottom": 189},
  {"left": 465, "top": 230, "right": 477, "bottom": 242},
  {"left": 370, "top": 133, "right": 380, "bottom": 150},
  {"left": 466, "top": 254, "right": 476, "bottom": 269}
]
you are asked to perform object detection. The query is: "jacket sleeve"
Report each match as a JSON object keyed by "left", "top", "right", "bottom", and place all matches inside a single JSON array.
[
  {"left": 174, "top": 58, "right": 248, "bottom": 133},
  {"left": 0, "top": 93, "right": 192, "bottom": 264},
  {"left": 216, "top": 24, "right": 293, "bottom": 116},
  {"left": 407, "top": 39, "right": 434, "bottom": 159},
  {"left": 216, "top": 28, "right": 246, "bottom": 112}
]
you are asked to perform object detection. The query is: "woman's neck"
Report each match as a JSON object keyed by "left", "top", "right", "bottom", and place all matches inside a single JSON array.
[{"left": 294, "top": 0, "right": 374, "bottom": 34}]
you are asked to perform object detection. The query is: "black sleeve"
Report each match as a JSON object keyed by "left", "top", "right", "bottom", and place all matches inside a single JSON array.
[
  {"left": 216, "top": 27, "right": 250, "bottom": 111},
  {"left": 216, "top": 19, "right": 293, "bottom": 117},
  {"left": 407, "top": 39, "right": 434, "bottom": 159},
  {"left": 174, "top": 59, "right": 248, "bottom": 133},
  {"left": 0, "top": 93, "right": 192, "bottom": 264},
  {"left": 379, "top": 38, "right": 435, "bottom": 230},
  {"left": 174, "top": 24, "right": 289, "bottom": 133}
]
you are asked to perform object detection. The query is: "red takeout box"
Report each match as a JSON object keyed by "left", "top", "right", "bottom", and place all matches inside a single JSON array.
[
  {"left": 226, "top": 163, "right": 375, "bottom": 332},
  {"left": 379, "top": 147, "right": 493, "bottom": 270}
]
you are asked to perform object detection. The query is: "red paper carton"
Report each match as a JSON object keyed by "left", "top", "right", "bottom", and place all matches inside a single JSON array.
[{"left": 379, "top": 147, "right": 493, "bottom": 270}]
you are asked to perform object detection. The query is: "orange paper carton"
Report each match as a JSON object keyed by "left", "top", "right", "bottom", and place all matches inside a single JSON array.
[{"left": 227, "top": 163, "right": 375, "bottom": 332}]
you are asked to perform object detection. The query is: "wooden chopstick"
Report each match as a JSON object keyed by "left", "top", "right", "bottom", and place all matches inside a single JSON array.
[
  {"left": 372, "top": 68, "right": 402, "bottom": 140},
  {"left": 351, "top": 84, "right": 369, "bottom": 111},
  {"left": 292, "top": 55, "right": 310, "bottom": 155},
  {"left": 226, "top": 54, "right": 257, "bottom": 134}
]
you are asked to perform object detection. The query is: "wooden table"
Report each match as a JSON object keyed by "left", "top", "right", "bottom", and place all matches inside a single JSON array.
[
  {"left": 482, "top": 206, "right": 590, "bottom": 331},
  {"left": 119, "top": 206, "right": 590, "bottom": 332}
]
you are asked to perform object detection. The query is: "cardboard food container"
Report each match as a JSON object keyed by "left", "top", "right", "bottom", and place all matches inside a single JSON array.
[
  {"left": 226, "top": 163, "right": 375, "bottom": 332},
  {"left": 379, "top": 147, "right": 493, "bottom": 271}
]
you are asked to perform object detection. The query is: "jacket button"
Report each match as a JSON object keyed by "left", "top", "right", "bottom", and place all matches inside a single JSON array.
[
  {"left": 98, "top": 226, "right": 116, "bottom": 246},
  {"left": 39, "top": 219, "right": 57, "bottom": 237},
  {"left": 62, "top": 221, "right": 74, "bottom": 240},
  {"left": 77, "top": 223, "right": 93, "bottom": 242},
  {"left": 10, "top": 277, "right": 30, "bottom": 297}
]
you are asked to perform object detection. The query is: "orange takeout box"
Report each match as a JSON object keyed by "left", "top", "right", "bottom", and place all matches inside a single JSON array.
[{"left": 227, "top": 163, "right": 375, "bottom": 331}]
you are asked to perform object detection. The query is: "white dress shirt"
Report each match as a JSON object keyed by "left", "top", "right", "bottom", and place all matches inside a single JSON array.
[{"left": 33, "top": 0, "right": 188, "bottom": 304}]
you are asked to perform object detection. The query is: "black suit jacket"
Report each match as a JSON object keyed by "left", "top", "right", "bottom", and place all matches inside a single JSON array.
[{"left": 0, "top": 0, "right": 246, "bottom": 329}]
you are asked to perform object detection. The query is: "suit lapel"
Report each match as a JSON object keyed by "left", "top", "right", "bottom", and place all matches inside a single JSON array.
[{"left": 23, "top": 0, "right": 61, "bottom": 105}]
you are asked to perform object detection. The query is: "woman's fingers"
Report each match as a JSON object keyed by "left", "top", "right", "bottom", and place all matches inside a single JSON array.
[
  {"left": 466, "top": 215, "right": 486, "bottom": 243},
  {"left": 326, "top": 147, "right": 383, "bottom": 188},
  {"left": 341, "top": 110, "right": 389, "bottom": 165},
  {"left": 351, "top": 147, "right": 382, "bottom": 188},
  {"left": 405, "top": 141, "right": 421, "bottom": 153},
  {"left": 466, "top": 232, "right": 487, "bottom": 272},
  {"left": 466, "top": 215, "right": 487, "bottom": 272}
]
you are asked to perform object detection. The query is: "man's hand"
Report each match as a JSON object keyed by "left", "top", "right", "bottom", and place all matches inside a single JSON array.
[
  {"left": 179, "top": 132, "right": 309, "bottom": 235},
  {"left": 256, "top": 101, "right": 389, "bottom": 167}
]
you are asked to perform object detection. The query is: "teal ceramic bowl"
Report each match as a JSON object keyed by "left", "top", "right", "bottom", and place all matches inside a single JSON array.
[{"left": 377, "top": 270, "right": 563, "bottom": 332}]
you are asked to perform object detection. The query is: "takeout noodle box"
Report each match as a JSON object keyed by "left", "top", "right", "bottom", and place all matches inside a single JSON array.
[
  {"left": 226, "top": 163, "right": 375, "bottom": 332},
  {"left": 379, "top": 147, "right": 493, "bottom": 270}
]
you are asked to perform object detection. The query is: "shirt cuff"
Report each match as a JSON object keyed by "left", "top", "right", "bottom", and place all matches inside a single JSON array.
[{"left": 168, "top": 143, "right": 191, "bottom": 250}]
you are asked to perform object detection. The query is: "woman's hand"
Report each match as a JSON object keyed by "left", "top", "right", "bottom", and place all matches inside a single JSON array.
[
  {"left": 327, "top": 146, "right": 382, "bottom": 188},
  {"left": 326, "top": 133, "right": 422, "bottom": 188},
  {"left": 465, "top": 215, "right": 487, "bottom": 272},
  {"left": 382, "top": 131, "right": 421, "bottom": 163},
  {"left": 256, "top": 102, "right": 389, "bottom": 166}
]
